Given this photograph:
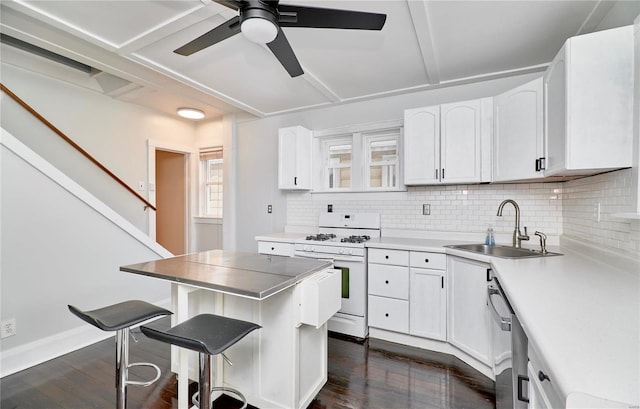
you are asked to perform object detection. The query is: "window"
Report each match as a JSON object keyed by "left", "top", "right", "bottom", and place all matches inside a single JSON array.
[
  {"left": 200, "top": 147, "right": 223, "bottom": 218},
  {"left": 365, "top": 132, "right": 399, "bottom": 189},
  {"left": 317, "top": 125, "right": 402, "bottom": 192},
  {"left": 323, "top": 138, "right": 352, "bottom": 190}
]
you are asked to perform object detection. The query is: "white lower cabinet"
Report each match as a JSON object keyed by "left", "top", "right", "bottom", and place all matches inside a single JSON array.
[
  {"left": 447, "top": 256, "right": 492, "bottom": 366},
  {"left": 528, "top": 344, "right": 566, "bottom": 409},
  {"left": 368, "top": 295, "right": 409, "bottom": 333},
  {"left": 409, "top": 267, "right": 446, "bottom": 341},
  {"left": 257, "top": 241, "right": 294, "bottom": 257}
]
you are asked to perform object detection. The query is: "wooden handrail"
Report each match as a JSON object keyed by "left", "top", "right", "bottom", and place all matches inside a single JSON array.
[{"left": 1, "top": 83, "right": 156, "bottom": 211}]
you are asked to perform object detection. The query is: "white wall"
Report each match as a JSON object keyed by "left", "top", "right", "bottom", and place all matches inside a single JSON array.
[
  {"left": 0, "top": 135, "right": 171, "bottom": 376},
  {"left": 234, "top": 72, "right": 542, "bottom": 251},
  {"left": 1, "top": 48, "right": 198, "bottom": 232}
]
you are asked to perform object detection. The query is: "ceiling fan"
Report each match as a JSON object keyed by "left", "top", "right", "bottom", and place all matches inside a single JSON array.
[{"left": 174, "top": 0, "right": 387, "bottom": 77}]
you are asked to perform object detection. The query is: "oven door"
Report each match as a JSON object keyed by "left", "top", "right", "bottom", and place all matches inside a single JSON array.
[{"left": 294, "top": 252, "right": 365, "bottom": 317}]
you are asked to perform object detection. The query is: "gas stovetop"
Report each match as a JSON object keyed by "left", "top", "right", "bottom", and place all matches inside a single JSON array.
[{"left": 304, "top": 234, "right": 372, "bottom": 244}]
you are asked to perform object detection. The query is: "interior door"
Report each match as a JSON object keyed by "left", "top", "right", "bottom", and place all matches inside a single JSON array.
[{"left": 155, "top": 149, "right": 186, "bottom": 255}]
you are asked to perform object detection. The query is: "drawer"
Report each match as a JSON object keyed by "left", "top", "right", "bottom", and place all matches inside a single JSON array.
[
  {"left": 368, "top": 295, "right": 409, "bottom": 333},
  {"left": 368, "top": 248, "right": 409, "bottom": 266},
  {"left": 258, "top": 241, "right": 294, "bottom": 257},
  {"left": 299, "top": 269, "right": 341, "bottom": 328},
  {"left": 368, "top": 264, "right": 409, "bottom": 300},
  {"left": 409, "top": 251, "right": 446, "bottom": 270},
  {"left": 528, "top": 345, "right": 565, "bottom": 409}
]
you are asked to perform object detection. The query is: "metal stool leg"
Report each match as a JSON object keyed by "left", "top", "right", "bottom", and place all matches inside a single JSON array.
[
  {"left": 115, "top": 327, "right": 129, "bottom": 409},
  {"left": 199, "top": 352, "right": 212, "bottom": 409}
]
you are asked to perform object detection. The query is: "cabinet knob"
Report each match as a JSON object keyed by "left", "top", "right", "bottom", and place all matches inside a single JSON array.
[
  {"left": 425, "top": 258, "right": 429, "bottom": 263},
  {"left": 538, "top": 371, "right": 550, "bottom": 383},
  {"left": 385, "top": 280, "right": 389, "bottom": 284},
  {"left": 385, "top": 255, "right": 389, "bottom": 259},
  {"left": 271, "top": 247, "right": 275, "bottom": 251},
  {"left": 385, "top": 313, "right": 389, "bottom": 317}
]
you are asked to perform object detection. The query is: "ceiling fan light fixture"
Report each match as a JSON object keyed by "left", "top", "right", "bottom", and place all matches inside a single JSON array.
[
  {"left": 241, "top": 17, "right": 278, "bottom": 44},
  {"left": 177, "top": 107, "right": 205, "bottom": 120}
]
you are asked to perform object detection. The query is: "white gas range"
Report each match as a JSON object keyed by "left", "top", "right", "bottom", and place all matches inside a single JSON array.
[{"left": 294, "top": 213, "right": 380, "bottom": 339}]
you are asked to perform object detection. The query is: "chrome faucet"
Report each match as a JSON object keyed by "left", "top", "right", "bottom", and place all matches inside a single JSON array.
[{"left": 496, "top": 199, "right": 530, "bottom": 248}]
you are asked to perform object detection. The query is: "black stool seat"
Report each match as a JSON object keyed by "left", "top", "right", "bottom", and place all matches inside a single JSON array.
[
  {"left": 69, "top": 300, "right": 172, "bottom": 331},
  {"left": 141, "top": 314, "right": 261, "bottom": 355}
]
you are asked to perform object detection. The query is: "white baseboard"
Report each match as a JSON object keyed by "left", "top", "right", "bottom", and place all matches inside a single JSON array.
[{"left": 0, "top": 297, "right": 171, "bottom": 378}]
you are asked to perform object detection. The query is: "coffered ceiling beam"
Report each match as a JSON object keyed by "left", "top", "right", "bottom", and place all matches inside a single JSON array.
[{"left": 407, "top": 0, "right": 440, "bottom": 85}]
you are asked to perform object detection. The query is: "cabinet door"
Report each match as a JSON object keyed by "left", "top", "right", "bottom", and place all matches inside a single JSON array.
[
  {"left": 447, "top": 256, "right": 492, "bottom": 366},
  {"left": 409, "top": 268, "right": 446, "bottom": 341},
  {"left": 493, "top": 77, "right": 544, "bottom": 181},
  {"left": 278, "top": 126, "right": 312, "bottom": 190},
  {"left": 403, "top": 106, "right": 440, "bottom": 184},
  {"left": 544, "top": 48, "right": 567, "bottom": 176},
  {"left": 440, "top": 100, "right": 482, "bottom": 183}
]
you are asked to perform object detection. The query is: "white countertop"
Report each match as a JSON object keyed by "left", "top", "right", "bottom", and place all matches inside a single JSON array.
[
  {"left": 255, "top": 232, "right": 308, "bottom": 243},
  {"left": 370, "top": 236, "right": 640, "bottom": 406}
]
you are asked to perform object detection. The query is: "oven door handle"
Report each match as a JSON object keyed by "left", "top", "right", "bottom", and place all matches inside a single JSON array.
[{"left": 488, "top": 287, "right": 512, "bottom": 331}]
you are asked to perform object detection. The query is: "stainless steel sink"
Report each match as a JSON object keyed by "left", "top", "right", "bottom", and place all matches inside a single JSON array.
[{"left": 446, "top": 244, "right": 562, "bottom": 259}]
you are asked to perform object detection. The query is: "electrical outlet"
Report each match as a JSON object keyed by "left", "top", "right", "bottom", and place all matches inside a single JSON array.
[
  {"left": 1, "top": 318, "right": 16, "bottom": 338},
  {"left": 422, "top": 204, "right": 431, "bottom": 215},
  {"left": 327, "top": 204, "right": 333, "bottom": 213},
  {"left": 267, "top": 205, "right": 272, "bottom": 214}
]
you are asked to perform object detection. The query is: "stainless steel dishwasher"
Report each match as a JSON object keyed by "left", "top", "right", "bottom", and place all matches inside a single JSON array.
[{"left": 488, "top": 276, "right": 529, "bottom": 409}]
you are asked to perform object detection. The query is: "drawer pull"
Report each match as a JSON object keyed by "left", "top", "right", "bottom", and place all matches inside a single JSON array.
[
  {"left": 538, "top": 371, "right": 550, "bottom": 383},
  {"left": 271, "top": 247, "right": 275, "bottom": 251},
  {"left": 385, "top": 255, "right": 389, "bottom": 259},
  {"left": 385, "top": 280, "right": 389, "bottom": 284},
  {"left": 425, "top": 258, "right": 429, "bottom": 263},
  {"left": 385, "top": 313, "right": 389, "bottom": 317}
]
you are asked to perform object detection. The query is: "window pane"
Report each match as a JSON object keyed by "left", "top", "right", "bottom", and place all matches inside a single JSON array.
[
  {"left": 329, "top": 167, "right": 351, "bottom": 189},
  {"left": 370, "top": 140, "right": 397, "bottom": 163},
  {"left": 329, "top": 144, "right": 352, "bottom": 165},
  {"left": 369, "top": 164, "right": 396, "bottom": 188},
  {"left": 203, "top": 156, "right": 223, "bottom": 217},
  {"left": 367, "top": 136, "right": 398, "bottom": 188}
]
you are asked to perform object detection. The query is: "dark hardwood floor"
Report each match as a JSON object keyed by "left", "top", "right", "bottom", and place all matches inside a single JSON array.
[{"left": 1, "top": 319, "right": 494, "bottom": 409}]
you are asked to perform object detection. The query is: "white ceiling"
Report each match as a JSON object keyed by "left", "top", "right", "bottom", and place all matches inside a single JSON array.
[{"left": 1, "top": 0, "right": 639, "bottom": 121}]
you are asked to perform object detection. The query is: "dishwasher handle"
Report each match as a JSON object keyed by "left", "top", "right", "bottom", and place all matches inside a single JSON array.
[{"left": 487, "top": 287, "right": 512, "bottom": 331}]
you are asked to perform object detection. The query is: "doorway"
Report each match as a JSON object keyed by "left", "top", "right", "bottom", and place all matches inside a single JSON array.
[{"left": 155, "top": 149, "right": 186, "bottom": 255}]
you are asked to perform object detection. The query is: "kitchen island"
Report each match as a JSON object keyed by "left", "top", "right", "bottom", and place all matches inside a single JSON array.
[{"left": 121, "top": 250, "right": 339, "bottom": 409}]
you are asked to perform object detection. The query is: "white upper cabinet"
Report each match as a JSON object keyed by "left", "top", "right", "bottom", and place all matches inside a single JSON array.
[
  {"left": 403, "top": 105, "right": 440, "bottom": 184},
  {"left": 493, "top": 77, "right": 545, "bottom": 182},
  {"left": 544, "top": 25, "right": 634, "bottom": 176},
  {"left": 278, "top": 126, "right": 312, "bottom": 190},
  {"left": 404, "top": 98, "right": 490, "bottom": 185}
]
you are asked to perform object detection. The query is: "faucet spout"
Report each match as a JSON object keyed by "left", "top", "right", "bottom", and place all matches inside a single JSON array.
[{"left": 496, "top": 199, "right": 529, "bottom": 248}]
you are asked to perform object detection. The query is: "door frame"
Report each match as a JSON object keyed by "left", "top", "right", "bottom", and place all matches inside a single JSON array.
[{"left": 147, "top": 139, "right": 195, "bottom": 253}]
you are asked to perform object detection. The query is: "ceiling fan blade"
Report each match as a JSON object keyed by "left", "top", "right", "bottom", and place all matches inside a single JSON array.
[
  {"left": 266, "top": 28, "right": 303, "bottom": 77},
  {"left": 174, "top": 16, "right": 241, "bottom": 56},
  {"left": 213, "top": 0, "right": 246, "bottom": 11},
  {"left": 278, "top": 4, "right": 386, "bottom": 30}
]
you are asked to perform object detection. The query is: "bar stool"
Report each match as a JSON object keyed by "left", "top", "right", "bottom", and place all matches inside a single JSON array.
[
  {"left": 141, "top": 314, "right": 261, "bottom": 409},
  {"left": 68, "top": 300, "right": 172, "bottom": 409}
]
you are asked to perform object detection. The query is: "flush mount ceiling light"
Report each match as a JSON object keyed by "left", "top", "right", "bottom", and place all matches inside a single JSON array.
[{"left": 177, "top": 107, "right": 205, "bottom": 120}]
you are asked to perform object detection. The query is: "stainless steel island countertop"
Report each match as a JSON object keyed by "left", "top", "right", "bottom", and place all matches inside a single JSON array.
[{"left": 120, "top": 249, "right": 332, "bottom": 299}]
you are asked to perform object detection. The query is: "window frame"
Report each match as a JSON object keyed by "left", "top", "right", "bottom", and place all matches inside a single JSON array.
[
  {"left": 199, "top": 147, "right": 223, "bottom": 218},
  {"left": 313, "top": 122, "right": 403, "bottom": 192}
]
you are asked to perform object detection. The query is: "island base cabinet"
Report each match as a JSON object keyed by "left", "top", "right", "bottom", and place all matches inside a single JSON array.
[
  {"left": 171, "top": 281, "right": 331, "bottom": 409},
  {"left": 446, "top": 256, "right": 492, "bottom": 367}
]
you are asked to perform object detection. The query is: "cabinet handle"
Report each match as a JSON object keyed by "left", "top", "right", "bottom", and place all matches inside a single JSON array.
[
  {"left": 441, "top": 276, "right": 444, "bottom": 288},
  {"left": 385, "top": 255, "right": 389, "bottom": 259},
  {"left": 294, "top": 176, "right": 297, "bottom": 185},
  {"left": 435, "top": 169, "right": 439, "bottom": 179},
  {"left": 535, "top": 158, "right": 541, "bottom": 172},
  {"left": 442, "top": 168, "right": 445, "bottom": 179},
  {"left": 271, "top": 247, "right": 275, "bottom": 251},
  {"left": 539, "top": 157, "right": 546, "bottom": 170},
  {"left": 385, "top": 313, "right": 389, "bottom": 317},
  {"left": 385, "top": 280, "right": 389, "bottom": 284},
  {"left": 538, "top": 371, "right": 550, "bottom": 382},
  {"left": 424, "top": 258, "right": 429, "bottom": 263},
  {"left": 486, "top": 268, "right": 492, "bottom": 282}
]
